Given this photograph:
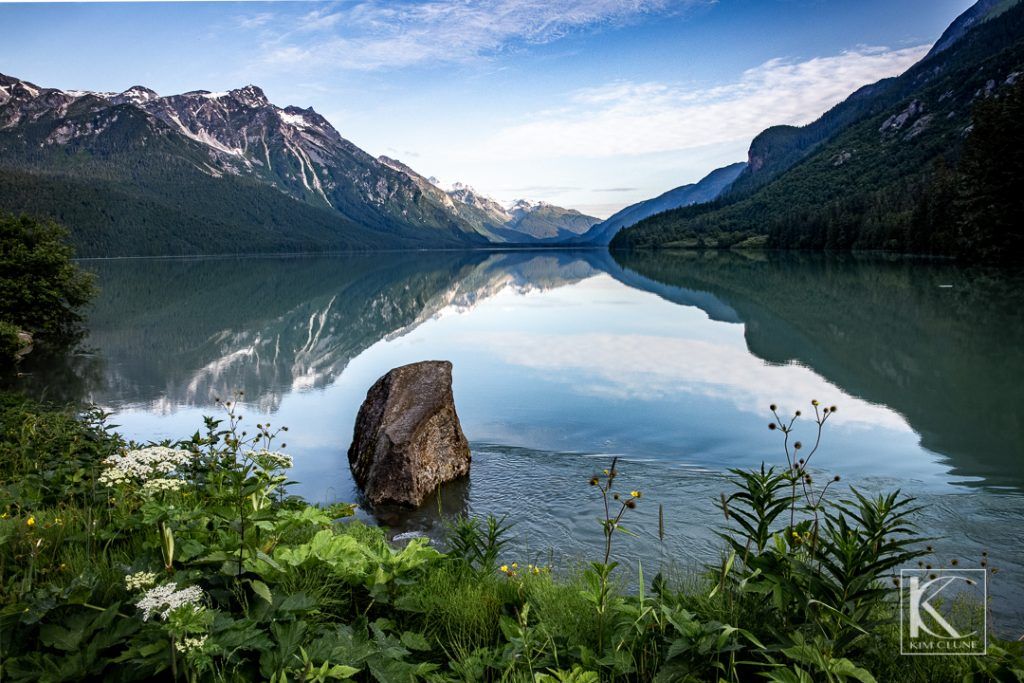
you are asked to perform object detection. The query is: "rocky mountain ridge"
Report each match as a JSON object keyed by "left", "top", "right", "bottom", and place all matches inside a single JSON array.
[
  {"left": 386, "top": 163, "right": 600, "bottom": 241},
  {"left": 0, "top": 73, "right": 597, "bottom": 253}
]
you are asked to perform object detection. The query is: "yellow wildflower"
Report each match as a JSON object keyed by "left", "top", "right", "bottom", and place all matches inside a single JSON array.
[
  {"left": 26, "top": 516, "right": 35, "bottom": 527},
  {"left": 630, "top": 490, "right": 641, "bottom": 498},
  {"left": 500, "top": 565, "right": 509, "bottom": 573}
]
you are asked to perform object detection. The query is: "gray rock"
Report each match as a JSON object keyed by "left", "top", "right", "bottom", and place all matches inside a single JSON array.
[{"left": 348, "top": 360, "right": 471, "bottom": 507}]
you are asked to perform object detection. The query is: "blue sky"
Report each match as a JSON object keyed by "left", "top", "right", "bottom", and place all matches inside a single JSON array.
[{"left": 0, "top": 0, "right": 975, "bottom": 216}]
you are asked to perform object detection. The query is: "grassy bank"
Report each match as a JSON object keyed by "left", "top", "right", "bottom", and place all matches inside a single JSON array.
[{"left": 0, "top": 393, "right": 1021, "bottom": 682}]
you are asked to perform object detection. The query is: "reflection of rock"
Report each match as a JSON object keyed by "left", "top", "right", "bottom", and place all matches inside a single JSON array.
[
  {"left": 370, "top": 475, "right": 472, "bottom": 542},
  {"left": 348, "top": 361, "right": 471, "bottom": 507}
]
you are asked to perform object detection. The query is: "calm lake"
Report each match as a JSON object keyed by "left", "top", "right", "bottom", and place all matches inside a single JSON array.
[{"left": 67, "top": 250, "right": 1024, "bottom": 632}]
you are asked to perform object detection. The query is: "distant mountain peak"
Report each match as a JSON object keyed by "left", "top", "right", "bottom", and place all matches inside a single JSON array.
[
  {"left": 230, "top": 84, "right": 269, "bottom": 108},
  {"left": 111, "top": 85, "right": 159, "bottom": 106},
  {"left": 927, "top": 0, "right": 1022, "bottom": 58},
  {"left": 508, "top": 198, "right": 552, "bottom": 213}
]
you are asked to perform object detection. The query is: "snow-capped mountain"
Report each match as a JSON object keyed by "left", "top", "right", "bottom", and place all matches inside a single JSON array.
[
  {"left": 0, "top": 72, "right": 601, "bottom": 254},
  {"left": 443, "top": 182, "right": 513, "bottom": 225},
  {"left": 502, "top": 198, "right": 598, "bottom": 240},
  {"left": 0, "top": 73, "right": 495, "bottom": 255},
  {"left": 385, "top": 164, "right": 599, "bottom": 242}
]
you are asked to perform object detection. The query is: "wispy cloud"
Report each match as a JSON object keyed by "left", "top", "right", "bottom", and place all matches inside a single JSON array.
[
  {"left": 481, "top": 45, "right": 930, "bottom": 159},
  {"left": 236, "top": 12, "right": 274, "bottom": 30},
  {"left": 295, "top": 6, "right": 346, "bottom": 33},
  {"left": 256, "top": 0, "right": 697, "bottom": 71}
]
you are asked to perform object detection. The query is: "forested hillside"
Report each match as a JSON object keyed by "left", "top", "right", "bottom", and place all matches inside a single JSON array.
[{"left": 612, "top": 1, "right": 1024, "bottom": 260}]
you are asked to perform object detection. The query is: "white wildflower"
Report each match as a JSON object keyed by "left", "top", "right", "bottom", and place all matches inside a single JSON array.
[
  {"left": 142, "top": 478, "right": 185, "bottom": 495},
  {"left": 124, "top": 571, "right": 159, "bottom": 591},
  {"left": 135, "top": 583, "right": 205, "bottom": 621},
  {"left": 100, "top": 446, "right": 192, "bottom": 487},
  {"left": 99, "top": 467, "right": 130, "bottom": 486},
  {"left": 175, "top": 635, "right": 208, "bottom": 653},
  {"left": 248, "top": 449, "right": 293, "bottom": 471}
]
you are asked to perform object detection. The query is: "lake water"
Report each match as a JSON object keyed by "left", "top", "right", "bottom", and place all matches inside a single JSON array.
[{"left": 68, "top": 249, "right": 1024, "bottom": 633}]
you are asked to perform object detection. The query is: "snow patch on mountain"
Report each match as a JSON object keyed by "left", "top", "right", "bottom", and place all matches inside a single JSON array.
[{"left": 279, "top": 111, "right": 310, "bottom": 129}]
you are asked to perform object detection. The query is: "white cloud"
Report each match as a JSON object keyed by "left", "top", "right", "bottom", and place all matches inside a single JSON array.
[
  {"left": 296, "top": 6, "right": 346, "bottom": 32},
  {"left": 481, "top": 45, "right": 930, "bottom": 159},
  {"left": 260, "top": 0, "right": 695, "bottom": 71},
  {"left": 237, "top": 12, "right": 273, "bottom": 30}
]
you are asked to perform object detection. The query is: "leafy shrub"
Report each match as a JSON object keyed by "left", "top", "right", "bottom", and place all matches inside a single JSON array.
[{"left": 0, "top": 214, "right": 96, "bottom": 349}]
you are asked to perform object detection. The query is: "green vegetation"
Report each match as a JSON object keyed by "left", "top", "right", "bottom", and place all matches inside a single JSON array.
[
  {"left": 1, "top": 392, "right": 1021, "bottom": 682},
  {"left": 932, "top": 76, "right": 1024, "bottom": 258},
  {"left": 0, "top": 214, "right": 95, "bottom": 368},
  {"left": 612, "top": 3, "right": 1024, "bottom": 261},
  {"left": 0, "top": 166, "right": 442, "bottom": 257}
]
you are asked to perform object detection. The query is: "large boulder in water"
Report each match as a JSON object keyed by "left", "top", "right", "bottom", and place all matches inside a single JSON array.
[{"left": 348, "top": 360, "right": 471, "bottom": 507}]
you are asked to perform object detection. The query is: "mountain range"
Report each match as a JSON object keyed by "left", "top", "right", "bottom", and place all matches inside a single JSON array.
[
  {"left": 1, "top": 0, "right": 1020, "bottom": 258},
  {"left": 0, "top": 75, "right": 596, "bottom": 256},
  {"left": 611, "top": 0, "right": 1024, "bottom": 258},
  {"left": 576, "top": 162, "right": 746, "bottom": 246}
]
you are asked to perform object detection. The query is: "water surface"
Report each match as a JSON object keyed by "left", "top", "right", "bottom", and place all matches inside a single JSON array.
[{"left": 70, "top": 250, "right": 1024, "bottom": 632}]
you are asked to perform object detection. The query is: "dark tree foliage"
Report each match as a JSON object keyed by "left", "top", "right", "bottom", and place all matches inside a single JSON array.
[
  {"left": 956, "top": 80, "right": 1024, "bottom": 259},
  {"left": 0, "top": 214, "right": 96, "bottom": 352}
]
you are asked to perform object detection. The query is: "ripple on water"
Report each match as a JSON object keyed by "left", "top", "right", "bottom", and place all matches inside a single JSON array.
[{"left": 372, "top": 445, "right": 1024, "bottom": 634}]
